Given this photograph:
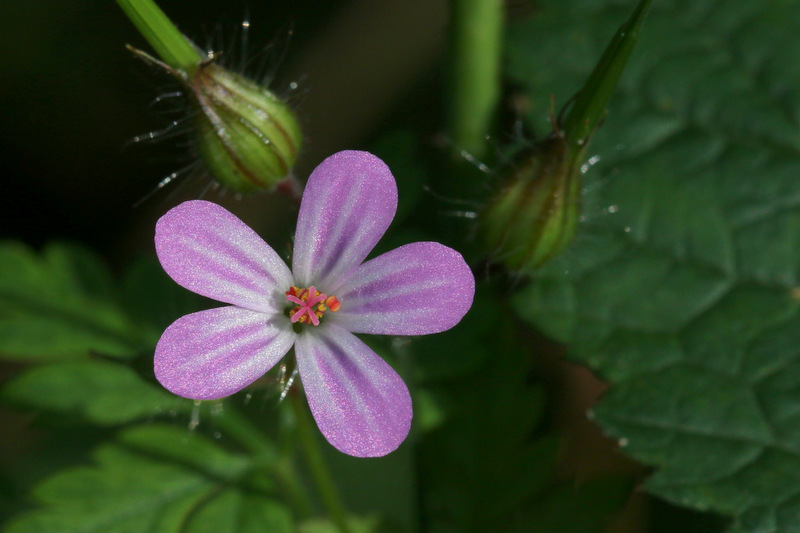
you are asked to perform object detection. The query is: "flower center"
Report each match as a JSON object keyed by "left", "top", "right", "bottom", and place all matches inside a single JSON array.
[{"left": 285, "top": 286, "right": 341, "bottom": 326}]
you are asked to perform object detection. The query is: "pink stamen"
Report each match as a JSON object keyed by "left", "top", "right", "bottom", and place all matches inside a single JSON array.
[
  {"left": 287, "top": 286, "right": 327, "bottom": 326},
  {"left": 291, "top": 307, "right": 319, "bottom": 325}
]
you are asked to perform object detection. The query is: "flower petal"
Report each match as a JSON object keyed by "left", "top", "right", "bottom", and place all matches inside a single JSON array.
[
  {"left": 155, "top": 200, "right": 293, "bottom": 313},
  {"left": 292, "top": 151, "right": 398, "bottom": 293},
  {"left": 295, "top": 324, "right": 412, "bottom": 457},
  {"left": 155, "top": 306, "right": 295, "bottom": 400},
  {"left": 332, "top": 242, "right": 475, "bottom": 335}
]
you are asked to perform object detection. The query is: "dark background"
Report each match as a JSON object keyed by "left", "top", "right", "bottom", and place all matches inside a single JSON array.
[{"left": 0, "top": 0, "right": 447, "bottom": 261}]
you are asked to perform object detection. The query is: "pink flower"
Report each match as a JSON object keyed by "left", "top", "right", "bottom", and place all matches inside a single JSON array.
[{"left": 154, "top": 150, "right": 475, "bottom": 457}]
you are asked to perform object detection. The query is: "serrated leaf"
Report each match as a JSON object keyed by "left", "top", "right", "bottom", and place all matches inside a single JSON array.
[
  {"left": 0, "top": 360, "right": 183, "bottom": 425},
  {"left": 507, "top": 0, "right": 800, "bottom": 528},
  {"left": 0, "top": 242, "right": 147, "bottom": 361},
  {"left": 4, "top": 427, "right": 286, "bottom": 533}
]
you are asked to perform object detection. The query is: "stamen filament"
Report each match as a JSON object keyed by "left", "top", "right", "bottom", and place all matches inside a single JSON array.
[{"left": 286, "top": 285, "right": 340, "bottom": 326}]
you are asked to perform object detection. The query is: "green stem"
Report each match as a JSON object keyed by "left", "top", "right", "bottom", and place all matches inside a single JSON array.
[
  {"left": 273, "top": 458, "right": 315, "bottom": 518},
  {"left": 116, "top": 0, "right": 202, "bottom": 74},
  {"left": 447, "top": 0, "right": 504, "bottom": 159},
  {"left": 290, "top": 392, "right": 352, "bottom": 533}
]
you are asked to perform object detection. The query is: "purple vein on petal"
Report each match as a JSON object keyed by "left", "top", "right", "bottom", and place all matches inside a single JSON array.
[
  {"left": 295, "top": 324, "right": 411, "bottom": 458},
  {"left": 333, "top": 242, "right": 475, "bottom": 335},
  {"left": 156, "top": 200, "right": 293, "bottom": 312},
  {"left": 155, "top": 306, "right": 295, "bottom": 400},
  {"left": 292, "top": 151, "right": 397, "bottom": 292}
]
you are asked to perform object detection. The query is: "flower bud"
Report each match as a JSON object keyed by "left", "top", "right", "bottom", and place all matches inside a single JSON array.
[
  {"left": 189, "top": 62, "right": 302, "bottom": 193},
  {"left": 480, "top": 131, "right": 580, "bottom": 272},
  {"left": 478, "top": 0, "right": 652, "bottom": 271}
]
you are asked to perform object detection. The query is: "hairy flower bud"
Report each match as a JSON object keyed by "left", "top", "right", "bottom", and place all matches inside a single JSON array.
[
  {"left": 128, "top": 45, "right": 302, "bottom": 194},
  {"left": 480, "top": 131, "right": 580, "bottom": 271},
  {"left": 189, "top": 62, "right": 302, "bottom": 193},
  {"left": 479, "top": 0, "right": 652, "bottom": 272}
]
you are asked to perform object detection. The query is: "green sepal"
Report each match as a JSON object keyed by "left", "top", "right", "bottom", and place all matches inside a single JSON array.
[
  {"left": 561, "top": 0, "right": 653, "bottom": 162},
  {"left": 480, "top": 133, "right": 579, "bottom": 270}
]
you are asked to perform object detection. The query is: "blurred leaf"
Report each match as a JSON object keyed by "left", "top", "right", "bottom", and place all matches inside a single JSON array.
[
  {"left": 415, "top": 284, "right": 630, "bottom": 532},
  {"left": 297, "top": 514, "right": 381, "bottom": 533},
  {"left": 117, "top": 424, "right": 255, "bottom": 481},
  {"left": 507, "top": 0, "right": 800, "bottom": 527},
  {"left": 0, "top": 242, "right": 148, "bottom": 361},
  {"left": 44, "top": 242, "right": 118, "bottom": 302},
  {"left": 0, "top": 360, "right": 183, "bottom": 426},
  {"left": 182, "top": 488, "right": 293, "bottom": 533},
  {"left": 5, "top": 443, "right": 211, "bottom": 533},
  {"left": 121, "top": 425, "right": 287, "bottom": 533},
  {"left": 4, "top": 426, "right": 288, "bottom": 533}
]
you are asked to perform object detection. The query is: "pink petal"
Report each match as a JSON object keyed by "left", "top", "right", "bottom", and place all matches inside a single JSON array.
[
  {"left": 155, "top": 200, "right": 293, "bottom": 313},
  {"left": 331, "top": 242, "right": 475, "bottom": 335},
  {"left": 292, "top": 151, "right": 398, "bottom": 294},
  {"left": 155, "top": 306, "right": 295, "bottom": 400},
  {"left": 295, "top": 324, "right": 412, "bottom": 457}
]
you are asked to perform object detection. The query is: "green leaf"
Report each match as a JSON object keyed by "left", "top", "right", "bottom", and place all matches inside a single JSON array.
[
  {"left": 4, "top": 427, "right": 290, "bottom": 533},
  {"left": 120, "top": 426, "right": 289, "bottom": 533},
  {"left": 5, "top": 443, "right": 212, "bottom": 533},
  {"left": 182, "top": 488, "right": 293, "bottom": 533},
  {"left": 1, "top": 360, "right": 183, "bottom": 426},
  {"left": 507, "top": 0, "right": 800, "bottom": 527},
  {"left": 44, "top": 242, "right": 118, "bottom": 302},
  {"left": 118, "top": 424, "right": 252, "bottom": 481},
  {"left": 0, "top": 242, "right": 147, "bottom": 361}
]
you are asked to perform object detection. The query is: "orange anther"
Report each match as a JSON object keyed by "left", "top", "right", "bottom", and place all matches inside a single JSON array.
[{"left": 325, "top": 296, "right": 341, "bottom": 312}]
